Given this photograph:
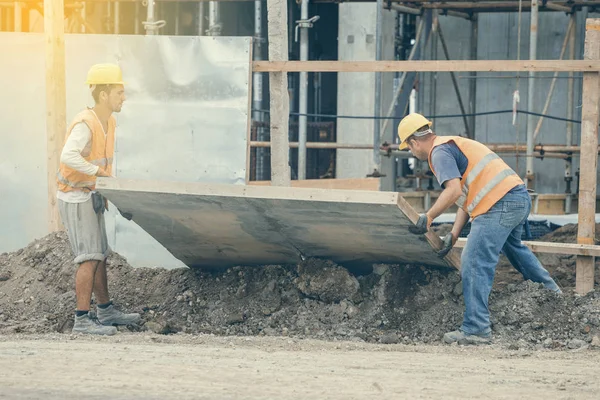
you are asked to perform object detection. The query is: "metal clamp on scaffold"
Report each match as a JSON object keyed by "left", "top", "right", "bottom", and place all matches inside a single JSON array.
[
  {"left": 294, "top": 16, "right": 320, "bottom": 42},
  {"left": 142, "top": 20, "right": 166, "bottom": 34}
]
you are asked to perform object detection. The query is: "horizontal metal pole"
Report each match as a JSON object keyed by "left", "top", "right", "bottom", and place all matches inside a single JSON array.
[
  {"left": 253, "top": 60, "right": 600, "bottom": 73},
  {"left": 252, "top": 141, "right": 597, "bottom": 155},
  {"left": 251, "top": 141, "right": 371, "bottom": 149},
  {"left": 385, "top": 143, "right": 593, "bottom": 153}
]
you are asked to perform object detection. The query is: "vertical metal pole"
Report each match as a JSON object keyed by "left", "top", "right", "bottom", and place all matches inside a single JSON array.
[
  {"left": 565, "top": 12, "right": 576, "bottom": 214},
  {"left": 525, "top": 0, "right": 538, "bottom": 189},
  {"left": 175, "top": 1, "right": 180, "bottom": 35},
  {"left": 208, "top": 2, "right": 221, "bottom": 36},
  {"left": 14, "top": 1, "right": 22, "bottom": 32},
  {"left": 146, "top": 0, "right": 156, "bottom": 35},
  {"left": 80, "top": 2, "right": 86, "bottom": 33},
  {"left": 114, "top": 1, "right": 120, "bottom": 34},
  {"left": 198, "top": 2, "right": 204, "bottom": 36},
  {"left": 373, "top": 0, "right": 383, "bottom": 173},
  {"left": 469, "top": 16, "right": 478, "bottom": 138},
  {"left": 134, "top": 1, "right": 140, "bottom": 35},
  {"left": 254, "top": 0, "right": 265, "bottom": 179},
  {"left": 298, "top": 0, "right": 309, "bottom": 180}
]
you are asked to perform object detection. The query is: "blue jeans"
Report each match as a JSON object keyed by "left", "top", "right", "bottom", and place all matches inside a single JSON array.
[{"left": 460, "top": 185, "right": 561, "bottom": 335}]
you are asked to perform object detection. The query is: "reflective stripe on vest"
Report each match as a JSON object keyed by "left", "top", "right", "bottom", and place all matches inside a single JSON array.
[
  {"left": 466, "top": 168, "right": 518, "bottom": 213},
  {"left": 57, "top": 170, "right": 95, "bottom": 189}
]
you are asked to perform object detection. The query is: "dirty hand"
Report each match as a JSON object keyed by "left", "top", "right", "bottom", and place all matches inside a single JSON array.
[
  {"left": 409, "top": 213, "right": 432, "bottom": 234},
  {"left": 437, "top": 232, "right": 457, "bottom": 258}
]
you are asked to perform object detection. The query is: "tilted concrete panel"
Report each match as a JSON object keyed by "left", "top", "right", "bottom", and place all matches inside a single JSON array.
[{"left": 97, "top": 178, "right": 460, "bottom": 270}]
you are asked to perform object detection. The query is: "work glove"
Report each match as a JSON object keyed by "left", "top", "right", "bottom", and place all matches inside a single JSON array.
[
  {"left": 437, "top": 233, "right": 456, "bottom": 258},
  {"left": 409, "top": 214, "right": 432, "bottom": 234}
]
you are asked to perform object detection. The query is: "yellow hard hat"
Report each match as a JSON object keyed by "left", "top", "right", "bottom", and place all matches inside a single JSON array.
[
  {"left": 397, "top": 113, "right": 432, "bottom": 150},
  {"left": 85, "top": 63, "right": 125, "bottom": 85}
]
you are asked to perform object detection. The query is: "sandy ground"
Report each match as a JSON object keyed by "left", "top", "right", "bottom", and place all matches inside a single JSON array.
[{"left": 1, "top": 333, "right": 599, "bottom": 399}]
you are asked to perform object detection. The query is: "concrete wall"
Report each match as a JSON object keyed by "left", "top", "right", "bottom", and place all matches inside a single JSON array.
[
  {"left": 336, "top": 5, "right": 396, "bottom": 179},
  {"left": 419, "top": 11, "right": 600, "bottom": 194}
]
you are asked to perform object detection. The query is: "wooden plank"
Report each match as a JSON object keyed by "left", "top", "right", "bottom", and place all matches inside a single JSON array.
[
  {"left": 252, "top": 60, "right": 600, "bottom": 73},
  {"left": 576, "top": 19, "right": 600, "bottom": 294},
  {"left": 248, "top": 178, "right": 380, "bottom": 191},
  {"left": 96, "top": 178, "right": 460, "bottom": 270},
  {"left": 455, "top": 238, "right": 600, "bottom": 257},
  {"left": 45, "top": 0, "right": 66, "bottom": 232},
  {"left": 397, "top": 196, "right": 462, "bottom": 269},
  {"left": 266, "top": 0, "right": 290, "bottom": 186}
]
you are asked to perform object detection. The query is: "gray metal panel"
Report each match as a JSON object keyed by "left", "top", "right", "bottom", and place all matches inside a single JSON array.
[
  {"left": 419, "top": 13, "right": 600, "bottom": 195},
  {"left": 0, "top": 33, "right": 252, "bottom": 266},
  {"left": 97, "top": 178, "right": 459, "bottom": 270}
]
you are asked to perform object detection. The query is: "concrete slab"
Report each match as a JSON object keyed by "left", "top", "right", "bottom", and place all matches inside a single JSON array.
[{"left": 96, "top": 178, "right": 460, "bottom": 270}]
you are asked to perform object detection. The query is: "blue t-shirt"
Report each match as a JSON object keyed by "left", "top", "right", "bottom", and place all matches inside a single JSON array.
[{"left": 430, "top": 142, "right": 468, "bottom": 188}]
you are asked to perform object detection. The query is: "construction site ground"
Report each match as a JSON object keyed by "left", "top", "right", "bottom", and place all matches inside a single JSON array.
[
  {"left": 1, "top": 222, "right": 600, "bottom": 398},
  {"left": 2, "top": 333, "right": 600, "bottom": 399}
]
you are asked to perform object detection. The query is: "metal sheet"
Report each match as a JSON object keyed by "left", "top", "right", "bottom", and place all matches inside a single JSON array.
[
  {"left": 97, "top": 178, "right": 460, "bottom": 270},
  {"left": 0, "top": 33, "right": 252, "bottom": 267}
]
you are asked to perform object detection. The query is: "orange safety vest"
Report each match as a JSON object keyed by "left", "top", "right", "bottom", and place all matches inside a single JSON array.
[
  {"left": 56, "top": 109, "right": 115, "bottom": 193},
  {"left": 428, "top": 136, "right": 524, "bottom": 218}
]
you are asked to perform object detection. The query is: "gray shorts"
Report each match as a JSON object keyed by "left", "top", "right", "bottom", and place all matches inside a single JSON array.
[{"left": 58, "top": 198, "right": 111, "bottom": 264}]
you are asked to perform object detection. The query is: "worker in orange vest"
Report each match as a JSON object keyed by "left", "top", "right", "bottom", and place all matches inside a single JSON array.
[
  {"left": 57, "top": 64, "right": 140, "bottom": 335},
  {"left": 398, "top": 113, "right": 561, "bottom": 345}
]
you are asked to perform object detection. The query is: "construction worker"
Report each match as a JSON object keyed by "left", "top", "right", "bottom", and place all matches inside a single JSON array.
[
  {"left": 57, "top": 64, "right": 140, "bottom": 335},
  {"left": 398, "top": 113, "right": 561, "bottom": 345}
]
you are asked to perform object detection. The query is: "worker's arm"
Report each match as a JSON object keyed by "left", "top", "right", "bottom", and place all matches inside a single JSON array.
[
  {"left": 60, "top": 123, "right": 101, "bottom": 176},
  {"left": 410, "top": 144, "right": 464, "bottom": 234},
  {"left": 425, "top": 178, "right": 462, "bottom": 222},
  {"left": 451, "top": 207, "right": 470, "bottom": 240}
]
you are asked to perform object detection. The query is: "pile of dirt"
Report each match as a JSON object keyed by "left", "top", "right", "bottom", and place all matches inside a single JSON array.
[{"left": 1, "top": 231, "right": 600, "bottom": 350}]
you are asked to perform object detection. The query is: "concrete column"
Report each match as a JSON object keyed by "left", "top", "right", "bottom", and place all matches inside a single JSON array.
[{"left": 336, "top": 4, "right": 395, "bottom": 180}]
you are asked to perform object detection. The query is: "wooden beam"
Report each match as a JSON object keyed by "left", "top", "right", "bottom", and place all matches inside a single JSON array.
[
  {"left": 266, "top": 0, "right": 290, "bottom": 186},
  {"left": 252, "top": 60, "right": 600, "bottom": 73},
  {"left": 455, "top": 239, "right": 600, "bottom": 257},
  {"left": 248, "top": 178, "right": 380, "bottom": 191},
  {"left": 45, "top": 0, "right": 66, "bottom": 232},
  {"left": 576, "top": 19, "right": 600, "bottom": 295}
]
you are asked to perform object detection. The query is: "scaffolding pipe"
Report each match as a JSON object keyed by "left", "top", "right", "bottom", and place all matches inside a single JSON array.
[
  {"left": 13, "top": 1, "right": 21, "bottom": 32},
  {"left": 175, "top": 1, "right": 180, "bottom": 34},
  {"left": 250, "top": 141, "right": 596, "bottom": 153},
  {"left": 373, "top": 0, "right": 383, "bottom": 172},
  {"left": 197, "top": 1, "right": 204, "bottom": 35},
  {"left": 298, "top": 0, "right": 310, "bottom": 180},
  {"left": 145, "top": 0, "right": 156, "bottom": 34},
  {"left": 208, "top": 2, "right": 221, "bottom": 35},
  {"left": 525, "top": 0, "right": 538, "bottom": 189},
  {"left": 114, "top": 1, "right": 120, "bottom": 34},
  {"left": 134, "top": 1, "right": 140, "bottom": 34},
  {"left": 254, "top": 0, "right": 265, "bottom": 179}
]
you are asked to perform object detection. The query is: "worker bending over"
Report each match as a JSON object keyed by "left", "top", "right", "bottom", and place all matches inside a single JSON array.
[
  {"left": 398, "top": 113, "right": 561, "bottom": 345},
  {"left": 57, "top": 64, "right": 140, "bottom": 335}
]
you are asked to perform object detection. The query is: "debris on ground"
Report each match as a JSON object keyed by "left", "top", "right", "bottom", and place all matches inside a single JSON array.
[{"left": 1, "top": 229, "right": 599, "bottom": 351}]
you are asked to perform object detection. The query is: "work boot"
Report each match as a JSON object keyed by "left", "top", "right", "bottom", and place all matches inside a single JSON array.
[
  {"left": 97, "top": 302, "right": 141, "bottom": 326},
  {"left": 72, "top": 314, "right": 118, "bottom": 336},
  {"left": 443, "top": 329, "right": 492, "bottom": 346}
]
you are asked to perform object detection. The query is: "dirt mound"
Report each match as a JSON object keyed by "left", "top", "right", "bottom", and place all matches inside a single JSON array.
[
  {"left": 538, "top": 223, "right": 600, "bottom": 244},
  {"left": 1, "top": 232, "right": 599, "bottom": 350}
]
